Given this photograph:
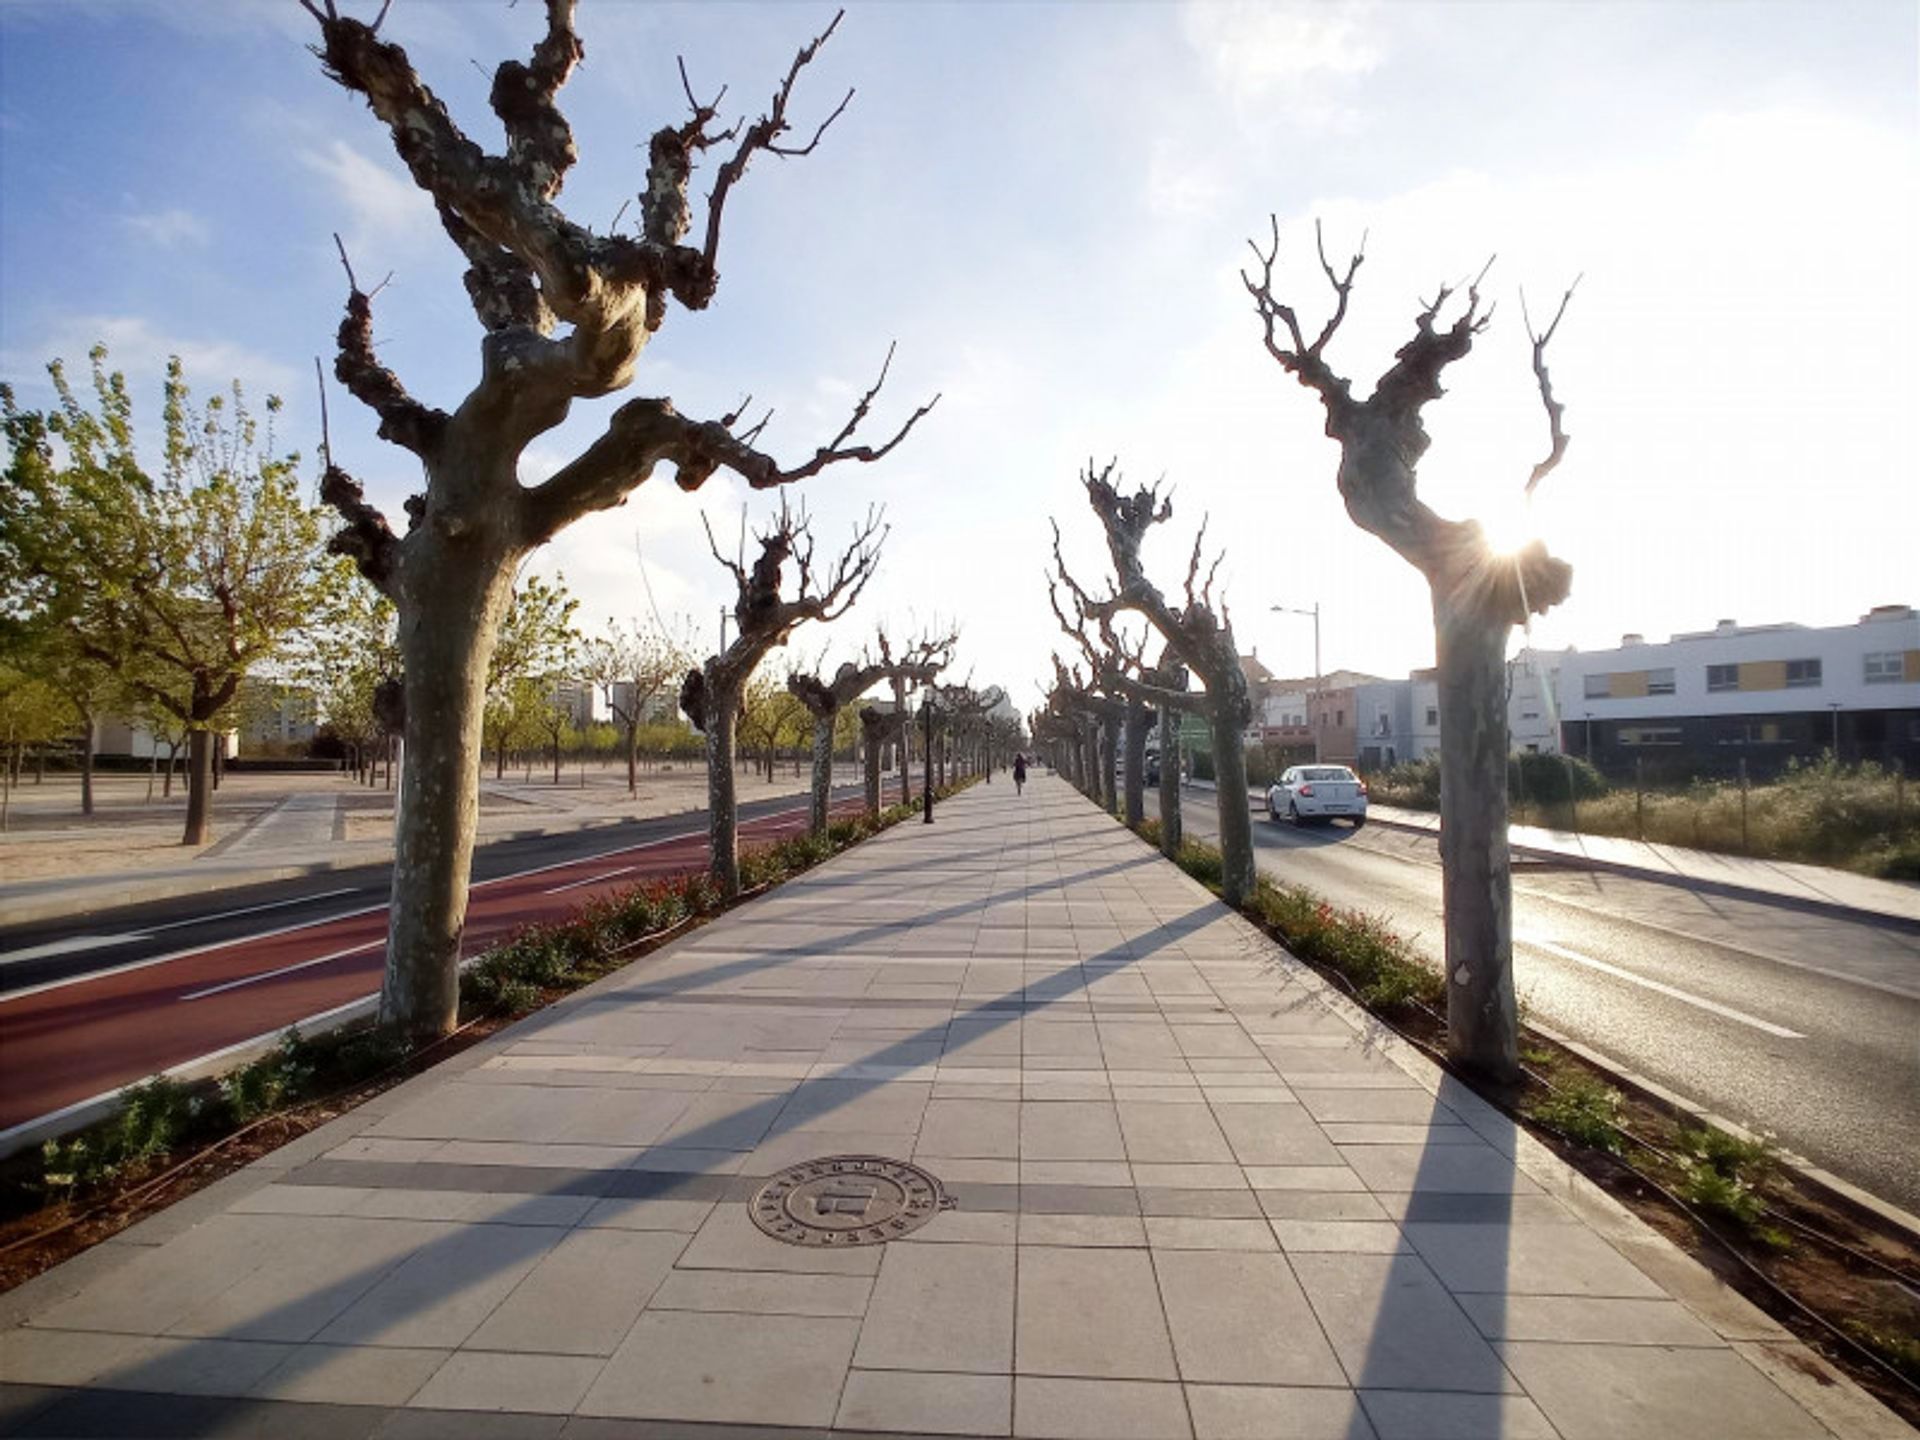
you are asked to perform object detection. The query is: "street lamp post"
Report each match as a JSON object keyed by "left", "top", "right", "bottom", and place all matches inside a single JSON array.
[
  {"left": 1828, "top": 702, "right": 1842, "bottom": 759},
  {"left": 1271, "top": 602, "right": 1321, "bottom": 760}
]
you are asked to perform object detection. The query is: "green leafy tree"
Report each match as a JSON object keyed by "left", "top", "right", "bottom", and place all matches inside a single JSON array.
[{"left": 2, "top": 348, "right": 330, "bottom": 844}]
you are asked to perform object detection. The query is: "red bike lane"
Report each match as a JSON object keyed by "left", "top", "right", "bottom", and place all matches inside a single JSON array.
[{"left": 0, "top": 798, "right": 858, "bottom": 1133}]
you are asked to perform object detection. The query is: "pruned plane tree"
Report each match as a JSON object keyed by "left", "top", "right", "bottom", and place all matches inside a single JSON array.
[
  {"left": 299, "top": 1, "right": 935, "bottom": 1039},
  {"left": 795, "top": 625, "right": 954, "bottom": 830},
  {"left": 1243, "top": 217, "right": 1578, "bottom": 1082},
  {"left": 1051, "top": 463, "right": 1255, "bottom": 904},
  {"left": 682, "top": 501, "right": 884, "bottom": 896}
]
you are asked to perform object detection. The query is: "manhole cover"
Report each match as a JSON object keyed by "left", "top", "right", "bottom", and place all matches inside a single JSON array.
[{"left": 749, "top": 1155, "right": 952, "bottom": 1247}]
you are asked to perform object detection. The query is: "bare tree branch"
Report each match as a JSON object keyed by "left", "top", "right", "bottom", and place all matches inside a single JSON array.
[
  {"left": 1522, "top": 276, "right": 1581, "bottom": 496},
  {"left": 330, "top": 235, "right": 448, "bottom": 458}
]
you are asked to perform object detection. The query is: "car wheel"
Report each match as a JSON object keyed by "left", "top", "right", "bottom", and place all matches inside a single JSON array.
[
  {"left": 1286, "top": 802, "right": 1300, "bottom": 825},
  {"left": 1350, "top": 815, "right": 1366, "bottom": 829},
  {"left": 1266, "top": 798, "right": 1278, "bottom": 821}
]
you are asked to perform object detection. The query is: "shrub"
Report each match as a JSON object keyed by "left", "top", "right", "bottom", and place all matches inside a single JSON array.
[
  {"left": 221, "top": 1030, "right": 314, "bottom": 1124},
  {"left": 1679, "top": 1160, "right": 1765, "bottom": 1225},
  {"left": 42, "top": 1076, "right": 204, "bottom": 1192},
  {"left": 1245, "top": 877, "right": 1444, "bottom": 1012},
  {"left": 1523, "top": 1072, "right": 1624, "bottom": 1153}
]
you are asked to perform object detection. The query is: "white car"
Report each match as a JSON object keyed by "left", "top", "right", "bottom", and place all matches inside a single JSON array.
[{"left": 1267, "top": 765, "right": 1368, "bottom": 826}]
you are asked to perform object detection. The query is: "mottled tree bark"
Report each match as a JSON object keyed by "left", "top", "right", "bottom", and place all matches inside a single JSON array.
[
  {"left": 303, "top": 4, "right": 930, "bottom": 1035},
  {"left": 704, "top": 694, "right": 741, "bottom": 896},
  {"left": 1243, "top": 219, "right": 1578, "bottom": 1082},
  {"left": 183, "top": 728, "right": 214, "bottom": 846},
  {"left": 1157, "top": 703, "right": 1181, "bottom": 856},
  {"left": 1122, "top": 698, "right": 1149, "bottom": 828}
]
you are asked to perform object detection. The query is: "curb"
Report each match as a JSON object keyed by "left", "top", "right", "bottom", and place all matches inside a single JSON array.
[
  {"left": 1529, "top": 1019, "right": 1920, "bottom": 1245},
  {"left": 1360, "top": 811, "right": 1920, "bottom": 934},
  {"left": 1188, "top": 780, "right": 1917, "bottom": 932}
]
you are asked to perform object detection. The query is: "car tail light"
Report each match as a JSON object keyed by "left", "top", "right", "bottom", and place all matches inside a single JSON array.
[{"left": 1298, "top": 784, "right": 1314, "bottom": 797}]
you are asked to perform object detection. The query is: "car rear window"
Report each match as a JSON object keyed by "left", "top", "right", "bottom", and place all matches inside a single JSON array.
[{"left": 1303, "top": 768, "right": 1356, "bottom": 781}]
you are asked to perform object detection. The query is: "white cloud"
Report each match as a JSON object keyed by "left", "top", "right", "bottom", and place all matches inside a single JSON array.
[
  {"left": 301, "top": 139, "right": 438, "bottom": 259},
  {"left": 1, "top": 314, "right": 298, "bottom": 403},
  {"left": 1182, "top": 1, "right": 1382, "bottom": 101},
  {"left": 122, "top": 207, "right": 210, "bottom": 248}
]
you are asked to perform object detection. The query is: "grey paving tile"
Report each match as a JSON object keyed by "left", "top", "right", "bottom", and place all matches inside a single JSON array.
[
  {"left": 1498, "top": 1341, "right": 1829, "bottom": 1439},
  {"left": 1270, "top": 1221, "right": 1412, "bottom": 1254},
  {"left": 1357, "top": 1390, "right": 1556, "bottom": 1440},
  {"left": 647, "top": 1269, "right": 872, "bottom": 1317},
  {"left": 464, "top": 1228, "right": 685, "bottom": 1355},
  {"left": 0, "top": 1383, "right": 63, "bottom": 1435},
  {"left": 1016, "top": 1247, "right": 1177, "bottom": 1380},
  {"left": 1338, "top": 1145, "right": 1540, "bottom": 1195},
  {"left": 409, "top": 1352, "right": 604, "bottom": 1414},
  {"left": 672, "top": 1201, "right": 882, "bottom": 1276},
  {"left": 1117, "top": 1104, "right": 1234, "bottom": 1164},
  {"left": 1017, "top": 1213, "right": 1148, "bottom": 1248},
  {"left": 1185, "top": 1383, "right": 1377, "bottom": 1439},
  {"left": 837, "top": 1369, "right": 1012, "bottom": 1436},
  {"left": 917, "top": 1100, "right": 1021, "bottom": 1159},
  {"left": 374, "top": 1405, "right": 566, "bottom": 1438},
  {"left": 1013, "top": 1376, "right": 1191, "bottom": 1439},
  {"left": 578, "top": 1311, "right": 859, "bottom": 1426},
  {"left": 1459, "top": 1293, "right": 1721, "bottom": 1345},
  {"left": 249, "top": 1344, "right": 449, "bottom": 1406},
  {"left": 1255, "top": 1191, "right": 1390, "bottom": 1222},
  {"left": 1211, "top": 1103, "right": 1345, "bottom": 1168},
  {"left": 1290, "top": 1252, "right": 1517, "bottom": 1393},
  {"left": 1402, "top": 1222, "right": 1666, "bottom": 1298},
  {"left": 7, "top": 1388, "right": 238, "bottom": 1438},
  {"left": 1137, "top": 1189, "right": 1263, "bottom": 1219},
  {"left": 1143, "top": 1217, "right": 1276, "bottom": 1250},
  {"left": 1297, "top": 1089, "right": 1463, "bottom": 1125},
  {"left": 854, "top": 1243, "right": 1015, "bottom": 1373},
  {"left": 1020, "top": 1103, "right": 1126, "bottom": 1161},
  {"left": 1152, "top": 1251, "right": 1344, "bottom": 1386},
  {"left": 0, "top": 1327, "right": 149, "bottom": 1386},
  {"left": 315, "top": 1224, "right": 562, "bottom": 1348},
  {"left": 94, "top": 1336, "right": 296, "bottom": 1397}
]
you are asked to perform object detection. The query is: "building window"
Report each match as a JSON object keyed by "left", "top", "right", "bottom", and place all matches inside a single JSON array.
[
  {"left": 1582, "top": 674, "right": 1609, "bottom": 699},
  {"left": 1520, "top": 710, "right": 1540, "bottom": 721},
  {"left": 1336, "top": 710, "right": 1345, "bottom": 727},
  {"left": 1785, "top": 658, "right": 1822, "bottom": 688},
  {"left": 1864, "top": 652, "right": 1903, "bottom": 684},
  {"left": 1646, "top": 668, "right": 1675, "bottom": 696},
  {"left": 1706, "top": 664, "right": 1738, "bottom": 692},
  {"left": 1425, "top": 707, "right": 1439, "bottom": 726},
  {"left": 1616, "top": 725, "right": 1683, "bottom": 746}
]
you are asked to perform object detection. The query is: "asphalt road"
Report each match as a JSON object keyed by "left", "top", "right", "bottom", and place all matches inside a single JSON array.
[
  {"left": 1179, "top": 787, "right": 1920, "bottom": 1213},
  {"left": 0, "top": 784, "right": 877, "bottom": 1135}
]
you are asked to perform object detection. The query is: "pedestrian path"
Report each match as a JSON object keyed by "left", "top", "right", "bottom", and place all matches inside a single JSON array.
[
  {"left": 206, "top": 792, "right": 342, "bottom": 860},
  {"left": 0, "top": 777, "right": 1897, "bottom": 1437}
]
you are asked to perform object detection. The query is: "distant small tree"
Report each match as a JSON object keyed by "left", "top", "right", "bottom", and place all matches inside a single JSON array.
[
  {"left": 1242, "top": 221, "right": 1578, "bottom": 1083},
  {"left": 2, "top": 349, "right": 329, "bottom": 845},
  {"left": 680, "top": 502, "right": 884, "bottom": 894},
  {"left": 582, "top": 617, "right": 691, "bottom": 796},
  {"left": 1052, "top": 464, "right": 1254, "bottom": 902},
  {"left": 790, "top": 627, "right": 952, "bottom": 833}
]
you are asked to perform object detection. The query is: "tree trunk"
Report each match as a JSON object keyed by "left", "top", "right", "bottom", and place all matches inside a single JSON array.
[
  {"left": 1122, "top": 700, "right": 1148, "bottom": 827},
  {"left": 163, "top": 740, "right": 179, "bottom": 798},
  {"left": 1435, "top": 596, "right": 1519, "bottom": 1084},
  {"left": 382, "top": 544, "right": 517, "bottom": 1044},
  {"left": 706, "top": 693, "right": 741, "bottom": 897},
  {"left": 146, "top": 746, "right": 158, "bottom": 804},
  {"left": 1158, "top": 704, "right": 1182, "bottom": 857},
  {"left": 1100, "top": 714, "right": 1120, "bottom": 815},
  {"left": 34, "top": 746, "right": 45, "bottom": 784},
  {"left": 496, "top": 740, "right": 506, "bottom": 780},
  {"left": 1210, "top": 709, "right": 1254, "bottom": 907},
  {"left": 183, "top": 727, "right": 214, "bottom": 845},
  {"left": 625, "top": 722, "right": 639, "bottom": 796},
  {"left": 863, "top": 728, "right": 882, "bottom": 817},
  {"left": 552, "top": 735, "right": 562, "bottom": 785},
  {"left": 809, "top": 713, "right": 834, "bottom": 835},
  {"left": 79, "top": 707, "right": 96, "bottom": 817}
]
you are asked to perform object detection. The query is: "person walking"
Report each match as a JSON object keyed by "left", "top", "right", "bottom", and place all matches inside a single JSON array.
[{"left": 1013, "top": 753, "right": 1028, "bottom": 795}]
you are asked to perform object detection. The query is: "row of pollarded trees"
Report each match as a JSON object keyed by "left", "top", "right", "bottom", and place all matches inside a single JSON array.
[
  {"left": 296, "top": 1, "right": 957, "bottom": 1041},
  {"left": 1045, "top": 224, "right": 1579, "bottom": 1086}
]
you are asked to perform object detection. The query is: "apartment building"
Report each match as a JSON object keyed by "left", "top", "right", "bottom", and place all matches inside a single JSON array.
[{"left": 1557, "top": 605, "right": 1920, "bottom": 776}]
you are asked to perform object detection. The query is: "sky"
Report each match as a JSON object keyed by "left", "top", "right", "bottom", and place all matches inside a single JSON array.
[{"left": 2, "top": 0, "right": 1915, "bottom": 715}]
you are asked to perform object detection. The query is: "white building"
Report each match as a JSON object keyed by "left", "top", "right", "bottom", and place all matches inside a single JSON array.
[{"left": 1555, "top": 605, "right": 1920, "bottom": 776}]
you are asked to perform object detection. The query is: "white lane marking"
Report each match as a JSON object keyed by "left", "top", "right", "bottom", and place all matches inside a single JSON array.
[
  {"left": 179, "top": 941, "right": 384, "bottom": 1001},
  {"left": 1517, "top": 934, "right": 1805, "bottom": 1039},
  {"left": 544, "top": 865, "right": 638, "bottom": 895},
  {"left": 6, "top": 795, "right": 830, "bottom": 1005},
  {"left": 0, "top": 934, "right": 140, "bottom": 966},
  {"left": 146, "top": 887, "right": 359, "bottom": 933}
]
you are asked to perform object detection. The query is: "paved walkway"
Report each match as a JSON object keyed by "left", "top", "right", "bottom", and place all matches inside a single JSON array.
[{"left": 0, "top": 778, "right": 1899, "bottom": 1438}]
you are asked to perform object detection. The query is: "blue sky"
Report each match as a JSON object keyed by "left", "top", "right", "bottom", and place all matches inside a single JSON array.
[{"left": 3, "top": 1, "right": 1915, "bottom": 710}]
